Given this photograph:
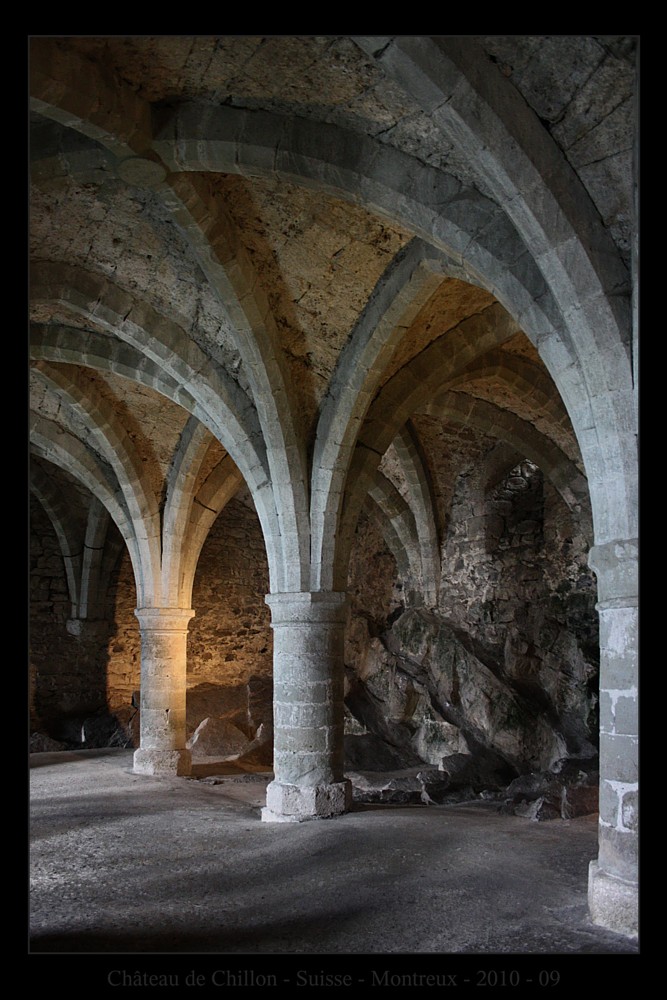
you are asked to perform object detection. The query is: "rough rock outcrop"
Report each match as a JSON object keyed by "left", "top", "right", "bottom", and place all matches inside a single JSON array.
[
  {"left": 344, "top": 732, "right": 422, "bottom": 771},
  {"left": 500, "top": 759, "right": 599, "bottom": 820},
  {"left": 184, "top": 678, "right": 274, "bottom": 763},
  {"left": 187, "top": 717, "right": 251, "bottom": 759},
  {"left": 235, "top": 722, "right": 274, "bottom": 768},
  {"left": 30, "top": 732, "right": 67, "bottom": 753},
  {"left": 38, "top": 710, "right": 134, "bottom": 749},
  {"left": 186, "top": 678, "right": 273, "bottom": 741},
  {"left": 347, "top": 767, "right": 451, "bottom": 805},
  {"left": 344, "top": 607, "right": 599, "bottom": 818}
]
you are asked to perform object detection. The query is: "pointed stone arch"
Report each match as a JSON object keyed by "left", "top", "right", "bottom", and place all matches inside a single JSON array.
[
  {"left": 30, "top": 413, "right": 145, "bottom": 601},
  {"left": 422, "top": 391, "right": 592, "bottom": 539},
  {"left": 30, "top": 463, "right": 84, "bottom": 618},
  {"left": 367, "top": 471, "right": 421, "bottom": 599},
  {"left": 30, "top": 263, "right": 283, "bottom": 590}
]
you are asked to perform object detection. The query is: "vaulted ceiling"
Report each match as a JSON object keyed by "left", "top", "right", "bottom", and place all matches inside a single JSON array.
[{"left": 29, "top": 35, "right": 637, "bottom": 599}]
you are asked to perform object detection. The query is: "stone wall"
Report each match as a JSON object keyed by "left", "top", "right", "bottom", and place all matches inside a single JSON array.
[
  {"left": 439, "top": 457, "right": 595, "bottom": 649},
  {"left": 188, "top": 497, "right": 272, "bottom": 688},
  {"left": 30, "top": 493, "right": 274, "bottom": 745},
  {"left": 438, "top": 458, "right": 598, "bottom": 757},
  {"left": 104, "top": 550, "right": 141, "bottom": 713},
  {"left": 102, "top": 495, "right": 274, "bottom": 744},
  {"left": 345, "top": 505, "right": 405, "bottom": 673},
  {"left": 30, "top": 498, "right": 110, "bottom": 734}
]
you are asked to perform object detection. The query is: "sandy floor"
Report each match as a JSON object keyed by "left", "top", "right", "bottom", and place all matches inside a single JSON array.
[{"left": 29, "top": 748, "right": 639, "bottom": 984}]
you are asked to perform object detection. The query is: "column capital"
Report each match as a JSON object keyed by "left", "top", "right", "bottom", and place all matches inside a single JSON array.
[
  {"left": 65, "top": 618, "right": 110, "bottom": 637},
  {"left": 265, "top": 591, "right": 349, "bottom": 626},
  {"left": 134, "top": 607, "right": 195, "bottom": 631},
  {"left": 588, "top": 538, "right": 638, "bottom": 609}
]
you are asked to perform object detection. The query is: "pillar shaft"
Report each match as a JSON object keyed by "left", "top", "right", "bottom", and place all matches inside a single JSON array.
[
  {"left": 588, "top": 539, "right": 638, "bottom": 937},
  {"left": 133, "top": 607, "right": 194, "bottom": 777},
  {"left": 262, "top": 591, "right": 351, "bottom": 822}
]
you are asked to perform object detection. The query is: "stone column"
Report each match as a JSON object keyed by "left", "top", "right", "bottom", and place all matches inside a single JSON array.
[
  {"left": 133, "top": 607, "right": 195, "bottom": 777},
  {"left": 587, "top": 539, "right": 638, "bottom": 937},
  {"left": 262, "top": 592, "right": 352, "bottom": 822}
]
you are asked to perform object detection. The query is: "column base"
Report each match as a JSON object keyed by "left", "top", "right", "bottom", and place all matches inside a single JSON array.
[
  {"left": 133, "top": 747, "right": 191, "bottom": 777},
  {"left": 261, "top": 779, "right": 352, "bottom": 822},
  {"left": 588, "top": 860, "right": 638, "bottom": 938}
]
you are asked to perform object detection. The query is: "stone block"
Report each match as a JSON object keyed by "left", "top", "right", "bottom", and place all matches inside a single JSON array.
[
  {"left": 133, "top": 747, "right": 191, "bottom": 776},
  {"left": 262, "top": 779, "right": 351, "bottom": 821},
  {"left": 599, "top": 604, "right": 638, "bottom": 650},
  {"left": 598, "top": 824, "right": 638, "bottom": 880},
  {"left": 588, "top": 539, "right": 638, "bottom": 604},
  {"left": 315, "top": 780, "right": 352, "bottom": 814},
  {"left": 272, "top": 750, "right": 333, "bottom": 786},
  {"left": 613, "top": 694, "right": 638, "bottom": 736},
  {"left": 598, "top": 690, "right": 613, "bottom": 732},
  {"left": 599, "top": 731, "right": 638, "bottom": 784},
  {"left": 621, "top": 789, "right": 638, "bottom": 832},
  {"left": 274, "top": 681, "right": 332, "bottom": 704},
  {"left": 273, "top": 650, "right": 341, "bottom": 684},
  {"left": 139, "top": 704, "right": 185, "bottom": 739},
  {"left": 266, "top": 591, "right": 348, "bottom": 626},
  {"left": 276, "top": 726, "right": 329, "bottom": 753},
  {"left": 274, "top": 701, "right": 333, "bottom": 729},
  {"left": 598, "top": 644, "right": 638, "bottom": 692},
  {"left": 588, "top": 861, "right": 638, "bottom": 938},
  {"left": 598, "top": 779, "right": 620, "bottom": 826}
]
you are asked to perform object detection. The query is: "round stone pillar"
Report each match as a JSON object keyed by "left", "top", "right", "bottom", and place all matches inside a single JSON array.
[
  {"left": 262, "top": 591, "right": 352, "bottom": 822},
  {"left": 133, "top": 607, "right": 195, "bottom": 777},
  {"left": 587, "top": 539, "right": 638, "bottom": 937}
]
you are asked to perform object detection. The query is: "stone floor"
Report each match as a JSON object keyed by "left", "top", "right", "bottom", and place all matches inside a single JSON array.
[{"left": 29, "top": 749, "right": 639, "bottom": 986}]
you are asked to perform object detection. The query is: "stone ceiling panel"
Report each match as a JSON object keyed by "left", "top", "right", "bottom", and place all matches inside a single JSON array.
[{"left": 212, "top": 173, "right": 411, "bottom": 432}]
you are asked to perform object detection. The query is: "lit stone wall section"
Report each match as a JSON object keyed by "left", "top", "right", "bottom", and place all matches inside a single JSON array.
[
  {"left": 587, "top": 538, "right": 638, "bottom": 937},
  {"left": 133, "top": 607, "right": 195, "bottom": 777},
  {"left": 262, "top": 592, "right": 351, "bottom": 822}
]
